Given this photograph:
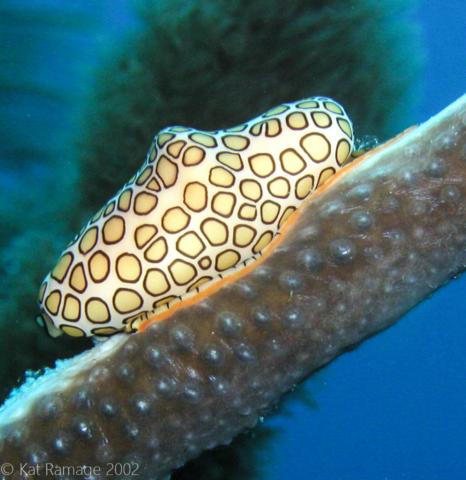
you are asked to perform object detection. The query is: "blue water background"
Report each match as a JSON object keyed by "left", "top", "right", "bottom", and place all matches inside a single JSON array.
[{"left": 0, "top": 0, "right": 465, "bottom": 478}]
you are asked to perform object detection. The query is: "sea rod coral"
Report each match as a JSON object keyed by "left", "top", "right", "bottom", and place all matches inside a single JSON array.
[{"left": 1, "top": 92, "right": 465, "bottom": 478}]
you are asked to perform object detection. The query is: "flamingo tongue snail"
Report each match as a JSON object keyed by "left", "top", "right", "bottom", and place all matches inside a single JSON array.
[{"left": 37, "top": 97, "right": 354, "bottom": 338}]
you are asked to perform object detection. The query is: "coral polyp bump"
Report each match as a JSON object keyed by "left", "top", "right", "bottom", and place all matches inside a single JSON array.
[{"left": 37, "top": 97, "right": 354, "bottom": 337}]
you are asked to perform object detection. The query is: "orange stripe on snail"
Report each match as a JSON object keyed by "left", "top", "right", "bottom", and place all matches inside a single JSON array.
[{"left": 38, "top": 96, "right": 355, "bottom": 337}]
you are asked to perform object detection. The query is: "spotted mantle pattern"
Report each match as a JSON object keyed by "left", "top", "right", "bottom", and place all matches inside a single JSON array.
[{"left": 38, "top": 97, "right": 353, "bottom": 338}]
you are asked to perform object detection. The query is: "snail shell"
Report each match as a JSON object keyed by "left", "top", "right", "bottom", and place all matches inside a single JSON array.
[{"left": 38, "top": 97, "right": 353, "bottom": 337}]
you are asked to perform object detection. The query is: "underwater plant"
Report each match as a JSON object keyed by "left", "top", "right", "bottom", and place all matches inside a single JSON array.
[{"left": 77, "top": 0, "right": 422, "bottom": 212}]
